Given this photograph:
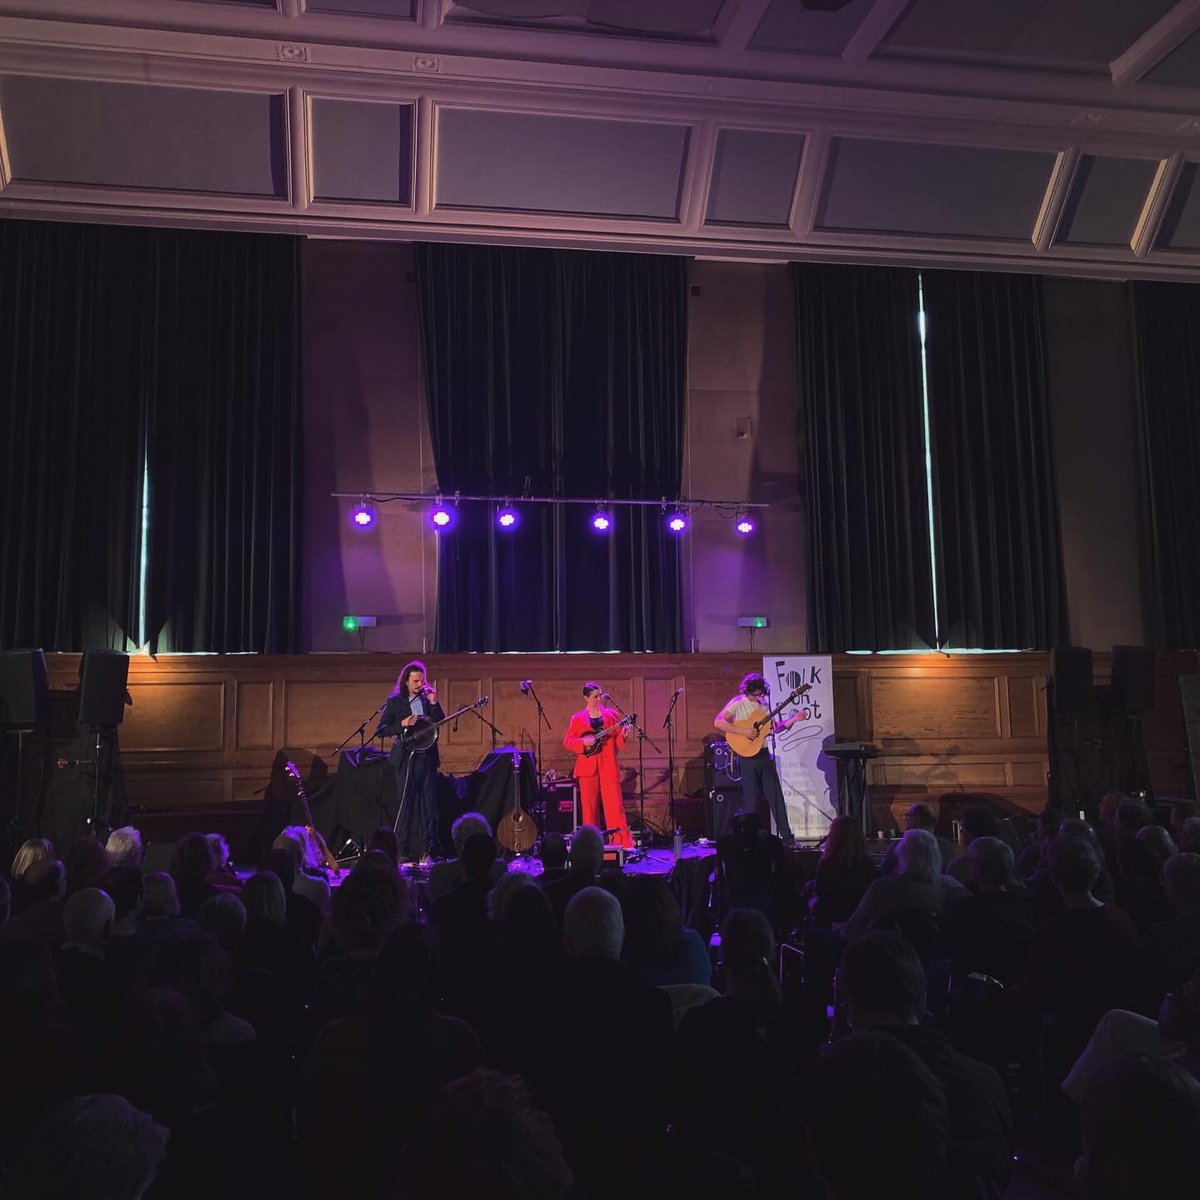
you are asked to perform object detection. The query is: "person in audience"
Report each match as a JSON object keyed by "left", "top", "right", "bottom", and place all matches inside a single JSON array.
[
  {"left": 1076, "top": 1053, "right": 1200, "bottom": 1200},
  {"left": 839, "top": 931, "right": 1012, "bottom": 1199},
  {"left": 1027, "top": 819, "right": 1117, "bottom": 921},
  {"left": 260, "top": 848, "right": 322, "bottom": 947},
  {"left": 1019, "top": 834, "right": 1142, "bottom": 1074},
  {"left": 944, "top": 836, "right": 1034, "bottom": 986},
  {"left": 537, "top": 831, "right": 570, "bottom": 886},
  {"left": 198, "top": 893, "right": 281, "bottom": 1047},
  {"left": 271, "top": 828, "right": 331, "bottom": 914},
  {"left": 809, "top": 814, "right": 878, "bottom": 926},
  {"left": 429, "top": 812, "right": 505, "bottom": 900},
  {"left": 3, "top": 856, "right": 67, "bottom": 944},
  {"left": 1136, "top": 823, "right": 1178, "bottom": 865},
  {"left": 1015, "top": 806, "right": 1063, "bottom": 880},
  {"left": 1178, "top": 815, "right": 1200, "bottom": 855},
  {"left": 394, "top": 1070, "right": 574, "bottom": 1200},
  {"left": 140, "top": 870, "right": 195, "bottom": 944},
  {"left": 487, "top": 867, "right": 535, "bottom": 923},
  {"left": 55, "top": 887, "right": 118, "bottom": 1042},
  {"left": 541, "top": 823, "right": 604, "bottom": 929},
  {"left": 171, "top": 832, "right": 222, "bottom": 918},
  {"left": 299, "top": 923, "right": 483, "bottom": 1199},
  {"left": 63, "top": 835, "right": 111, "bottom": 896},
  {"left": 238, "top": 869, "right": 315, "bottom": 1030},
  {"left": 10, "top": 836, "right": 54, "bottom": 886},
  {"left": 807, "top": 1032, "right": 948, "bottom": 1200},
  {"left": 1115, "top": 838, "right": 1172, "bottom": 935},
  {"left": 366, "top": 826, "right": 400, "bottom": 868},
  {"left": 1114, "top": 798, "right": 1153, "bottom": 845},
  {"left": 1141, "top": 852, "right": 1200, "bottom": 998},
  {"left": 102, "top": 864, "right": 152, "bottom": 979},
  {"left": 143, "top": 929, "right": 255, "bottom": 1046},
  {"left": 943, "top": 804, "right": 1003, "bottom": 884},
  {"left": 204, "top": 832, "right": 242, "bottom": 893},
  {"left": 715, "top": 809, "right": 787, "bottom": 917},
  {"left": 621, "top": 873, "right": 711, "bottom": 988},
  {"left": 105, "top": 825, "right": 144, "bottom": 868},
  {"left": 2, "top": 1093, "right": 169, "bottom": 1200},
  {"left": 880, "top": 802, "right": 956, "bottom": 876},
  {"left": 313, "top": 852, "right": 411, "bottom": 1024},
  {"left": 842, "top": 828, "right": 965, "bottom": 942},
  {"left": 430, "top": 833, "right": 499, "bottom": 955}
]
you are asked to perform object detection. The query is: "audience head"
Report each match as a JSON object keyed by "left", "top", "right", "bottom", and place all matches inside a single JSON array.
[
  {"left": 1163, "top": 853, "right": 1200, "bottom": 915},
  {"left": 63, "top": 837, "right": 111, "bottom": 896},
  {"left": 21, "top": 857, "right": 66, "bottom": 905},
  {"left": 11, "top": 837, "right": 54, "bottom": 881},
  {"left": 564, "top": 886, "right": 623, "bottom": 961},
  {"left": 451, "top": 812, "right": 493, "bottom": 858},
  {"left": 903, "top": 802, "right": 938, "bottom": 833},
  {"left": 488, "top": 869, "right": 534, "bottom": 923},
  {"left": 621, "top": 875, "right": 684, "bottom": 970},
  {"left": 960, "top": 804, "right": 1001, "bottom": 845},
  {"left": 1057, "top": 818, "right": 1105, "bottom": 855},
  {"left": 840, "top": 931, "right": 926, "bottom": 1029},
  {"left": 1179, "top": 816, "right": 1200, "bottom": 855},
  {"left": 62, "top": 887, "right": 115, "bottom": 950},
  {"left": 371, "top": 922, "right": 439, "bottom": 1017},
  {"left": 261, "top": 847, "right": 296, "bottom": 891},
  {"left": 142, "top": 871, "right": 180, "bottom": 919},
  {"left": 1135, "top": 823, "right": 1178, "bottom": 865},
  {"left": 366, "top": 827, "right": 400, "bottom": 867},
  {"left": 197, "top": 893, "right": 248, "bottom": 958},
  {"left": 241, "top": 870, "right": 287, "bottom": 926},
  {"left": 964, "top": 836, "right": 1015, "bottom": 892},
  {"left": 539, "top": 831, "right": 568, "bottom": 871},
  {"left": 719, "top": 907, "right": 782, "bottom": 1029},
  {"left": 1048, "top": 834, "right": 1102, "bottom": 896},
  {"left": 499, "top": 884, "right": 559, "bottom": 954},
  {"left": 1078, "top": 1053, "right": 1200, "bottom": 1200},
  {"left": 395, "top": 1070, "right": 573, "bottom": 1200},
  {"left": 144, "top": 930, "right": 230, "bottom": 1028},
  {"left": 821, "top": 815, "right": 867, "bottom": 866},
  {"left": 1116, "top": 838, "right": 1163, "bottom": 888},
  {"left": 2, "top": 1093, "right": 168, "bottom": 1200},
  {"left": 896, "top": 828, "right": 941, "bottom": 883},
  {"left": 270, "top": 828, "right": 306, "bottom": 869},
  {"left": 807, "top": 1032, "right": 947, "bottom": 1200},
  {"left": 568, "top": 825, "right": 604, "bottom": 877},
  {"left": 0, "top": 935, "right": 63, "bottom": 1025},
  {"left": 171, "top": 832, "right": 215, "bottom": 886},
  {"left": 460, "top": 833, "right": 498, "bottom": 883},
  {"left": 104, "top": 826, "right": 144, "bottom": 868},
  {"left": 205, "top": 832, "right": 232, "bottom": 871},
  {"left": 1038, "top": 806, "right": 1065, "bottom": 843},
  {"left": 331, "top": 856, "right": 410, "bottom": 953},
  {"left": 1097, "top": 790, "right": 1126, "bottom": 830},
  {"left": 1115, "top": 799, "right": 1153, "bottom": 842},
  {"left": 104, "top": 865, "right": 144, "bottom": 923}
]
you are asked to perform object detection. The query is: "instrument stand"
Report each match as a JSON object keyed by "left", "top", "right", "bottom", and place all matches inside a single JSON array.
[
  {"left": 663, "top": 689, "right": 682, "bottom": 841},
  {"left": 86, "top": 725, "right": 120, "bottom": 840},
  {"left": 523, "top": 683, "right": 552, "bottom": 786}
]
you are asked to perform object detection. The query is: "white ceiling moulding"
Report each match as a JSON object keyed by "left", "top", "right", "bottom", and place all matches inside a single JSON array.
[
  {"left": 1131, "top": 152, "right": 1187, "bottom": 258},
  {"left": 1110, "top": 0, "right": 1200, "bottom": 87}
]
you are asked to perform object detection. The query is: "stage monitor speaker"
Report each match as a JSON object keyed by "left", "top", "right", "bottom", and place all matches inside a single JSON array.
[
  {"left": 704, "top": 738, "right": 741, "bottom": 790},
  {"left": 1052, "top": 647, "right": 1094, "bottom": 714},
  {"left": 1111, "top": 646, "right": 1156, "bottom": 712},
  {"left": 542, "top": 780, "right": 579, "bottom": 835},
  {"left": 708, "top": 786, "right": 742, "bottom": 841},
  {"left": 0, "top": 648, "right": 49, "bottom": 729},
  {"left": 79, "top": 650, "right": 130, "bottom": 728}
]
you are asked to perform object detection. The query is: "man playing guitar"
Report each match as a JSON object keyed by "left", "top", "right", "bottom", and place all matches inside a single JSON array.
[
  {"left": 563, "top": 682, "right": 633, "bottom": 849},
  {"left": 713, "top": 672, "right": 806, "bottom": 845}
]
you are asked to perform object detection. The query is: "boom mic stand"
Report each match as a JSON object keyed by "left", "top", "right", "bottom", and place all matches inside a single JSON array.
[
  {"left": 520, "top": 681, "right": 552, "bottom": 785},
  {"left": 663, "top": 688, "right": 683, "bottom": 840},
  {"left": 464, "top": 700, "right": 504, "bottom": 749},
  {"left": 603, "top": 692, "right": 660, "bottom": 849},
  {"left": 331, "top": 700, "right": 388, "bottom": 852}
]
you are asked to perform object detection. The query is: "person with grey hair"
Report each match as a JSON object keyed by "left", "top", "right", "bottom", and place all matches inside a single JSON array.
[
  {"left": 56, "top": 887, "right": 118, "bottom": 1038},
  {"left": 139, "top": 871, "right": 194, "bottom": 946},
  {"left": 2, "top": 1093, "right": 168, "bottom": 1200},
  {"left": 880, "top": 802, "right": 956, "bottom": 876},
  {"left": 429, "top": 811, "right": 505, "bottom": 901},
  {"left": 564, "top": 886, "right": 624, "bottom": 961},
  {"left": 272, "top": 826, "right": 331, "bottom": 914},
  {"left": 542, "top": 825, "right": 605, "bottom": 932},
  {"left": 842, "top": 828, "right": 966, "bottom": 942},
  {"left": 104, "top": 825, "right": 144, "bottom": 868}
]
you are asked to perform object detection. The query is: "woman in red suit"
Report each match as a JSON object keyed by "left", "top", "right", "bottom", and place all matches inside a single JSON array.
[{"left": 563, "top": 681, "right": 632, "bottom": 849}]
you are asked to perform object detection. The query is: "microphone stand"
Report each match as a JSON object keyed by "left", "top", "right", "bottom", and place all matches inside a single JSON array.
[
  {"left": 604, "top": 694, "right": 660, "bottom": 847},
  {"left": 521, "top": 683, "right": 552, "bottom": 787},
  {"left": 464, "top": 701, "right": 504, "bottom": 750},
  {"left": 334, "top": 700, "right": 389, "bottom": 834},
  {"left": 663, "top": 689, "right": 682, "bottom": 839}
]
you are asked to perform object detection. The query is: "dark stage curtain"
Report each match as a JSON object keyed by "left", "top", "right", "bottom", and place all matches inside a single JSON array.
[
  {"left": 416, "top": 244, "right": 686, "bottom": 652},
  {"left": 1130, "top": 281, "right": 1200, "bottom": 649},
  {"left": 921, "top": 270, "right": 1067, "bottom": 649},
  {"left": 792, "top": 263, "right": 936, "bottom": 651},
  {"left": 0, "top": 218, "right": 302, "bottom": 654}
]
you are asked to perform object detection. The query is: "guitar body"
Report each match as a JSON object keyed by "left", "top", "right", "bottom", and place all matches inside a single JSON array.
[
  {"left": 497, "top": 750, "right": 537, "bottom": 854},
  {"left": 284, "top": 760, "right": 340, "bottom": 873},
  {"left": 725, "top": 717, "right": 770, "bottom": 759}
]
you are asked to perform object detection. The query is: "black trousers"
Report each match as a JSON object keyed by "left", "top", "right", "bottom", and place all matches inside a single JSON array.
[
  {"left": 393, "top": 750, "right": 438, "bottom": 860},
  {"left": 738, "top": 750, "right": 793, "bottom": 842}
]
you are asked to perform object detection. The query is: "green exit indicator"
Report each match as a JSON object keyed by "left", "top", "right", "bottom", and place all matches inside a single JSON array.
[
  {"left": 737, "top": 616, "right": 770, "bottom": 629},
  {"left": 342, "top": 615, "right": 378, "bottom": 632}
]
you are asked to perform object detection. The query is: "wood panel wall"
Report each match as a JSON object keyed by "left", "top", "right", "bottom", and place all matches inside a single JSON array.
[{"left": 41, "top": 650, "right": 1076, "bottom": 836}]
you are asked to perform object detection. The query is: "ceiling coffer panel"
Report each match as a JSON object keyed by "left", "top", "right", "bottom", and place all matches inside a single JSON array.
[
  {"left": 817, "top": 137, "right": 1057, "bottom": 241},
  {"left": 1059, "top": 156, "right": 1158, "bottom": 248},
  {"left": 0, "top": 76, "right": 287, "bottom": 198},
  {"left": 435, "top": 108, "right": 689, "bottom": 219},
  {"left": 705, "top": 128, "right": 806, "bottom": 228},
  {"left": 311, "top": 99, "right": 414, "bottom": 205}
]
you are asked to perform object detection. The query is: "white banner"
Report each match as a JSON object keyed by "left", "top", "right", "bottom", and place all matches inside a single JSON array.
[{"left": 763, "top": 654, "right": 837, "bottom": 841}]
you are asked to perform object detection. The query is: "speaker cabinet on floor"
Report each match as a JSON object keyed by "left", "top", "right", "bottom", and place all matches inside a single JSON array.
[{"left": 707, "top": 786, "right": 741, "bottom": 840}]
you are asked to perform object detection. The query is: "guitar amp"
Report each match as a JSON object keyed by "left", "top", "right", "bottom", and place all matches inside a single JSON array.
[
  {"left": 704, "top": 738, "right": 741, "bottom": 790},
  {"left": 541, "top": 778, "right": 579, "bottom": 835}
]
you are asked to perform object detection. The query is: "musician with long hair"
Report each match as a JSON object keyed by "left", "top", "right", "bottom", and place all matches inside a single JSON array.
[
  {"left": 378, "top": 660, "right": 445, "bottom": 863},
  {"left": 563, "top": 682, "right": 632, "bottom": 849}
]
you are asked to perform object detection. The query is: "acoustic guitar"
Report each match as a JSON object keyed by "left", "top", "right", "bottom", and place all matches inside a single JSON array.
[
  {"left": 724, "top": 684, "right": 812, "bottom": 759},
  {"left": 582, "top": 712, "right": 637, "bottom": 757},
  {"left": 497, "top": 750, "right": 537, "bottom": 854},
  {"left": 284, "top": 759, "right": 340, "bottom": 874}
]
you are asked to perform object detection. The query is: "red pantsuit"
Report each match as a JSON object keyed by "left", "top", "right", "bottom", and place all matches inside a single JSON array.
[{"left": 563, "top": 708, "right": 632, "bottom": 848}]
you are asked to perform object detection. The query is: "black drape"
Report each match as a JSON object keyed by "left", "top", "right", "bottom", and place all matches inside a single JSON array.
[
  {"left": 921, "top": 270, "right": 1067, "bottom": 649},
  {"left": 1130, "top": 281, "right": 1200, "bottom": 649},
  {"left": 792, "top": 263, "right": 936, "bottom": 651},
  {"left": 416, "top": 244, "right": 686, "bottom": 652},
  {"left": 0, "top": 218, "right": 302, "bottom": 654}
]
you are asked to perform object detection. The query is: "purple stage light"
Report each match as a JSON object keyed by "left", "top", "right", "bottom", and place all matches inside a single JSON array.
[
  {"left": 666, "top": 511, "right": 688, "bottom": 534},
  {"left": 591, "top": 509, "right": 612, "bottom": 532},
  {"left": 497, "top": 505, "right": 518, "bottom": 530},
  {"left": 350, "top": 501, "right": 376, "bottom": 529},
  {"left": 735, "top": 513, "right": 756, "bottom": 536},
  {"left": 429, "top": 503, "right": 455, "bottom": 531}
]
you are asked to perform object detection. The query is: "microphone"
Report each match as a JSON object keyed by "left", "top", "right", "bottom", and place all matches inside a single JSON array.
[
  {"left": 601, "top": 692, "right": 612, "bottom": 702},
  {"left": 520, "top": 680, "right": 532, "bottom": 695},
  {"left": 674, "top": 687, "right": 685, "bottom": 696}
]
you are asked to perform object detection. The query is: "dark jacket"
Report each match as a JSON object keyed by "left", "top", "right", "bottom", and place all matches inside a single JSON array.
[{"left": 378, "top": 691, "right": 446, "bottom": 767}]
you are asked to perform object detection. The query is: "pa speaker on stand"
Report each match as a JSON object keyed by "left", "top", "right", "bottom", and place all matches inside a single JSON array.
[
  {"left": 0, "top": 649, "right": 50, "bottom": 858},
  {"left": 78, "top": 650, "right": 131, "bottom": 838}
]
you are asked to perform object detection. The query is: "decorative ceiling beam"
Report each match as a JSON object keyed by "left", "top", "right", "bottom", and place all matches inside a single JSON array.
[
  {"left": 1111, "top": 0, "right": 1200, "bottom": 86},
  {"left": 287, "top": 85, "right": 312, "bottom": 210},
  {"left": 713, "top": 0, "right": 773, "bottom": 55},
  {"left": 1031, "top": 146, "right": 1080, "bottom": 251},
  {"left": 277, "top": 0, "right": 306, "bottom": 18},
  {"left": 842, "top": 0, "right": 912, "bottom": 67},
  {"left": 788, "top": 126, "right": 828, "bottom": 238},
  {"left": 1131, "top": 152, "right": 1186, "bottom": 256},
  {"left": 678, "top": 119, "right": 719, "bottom": 233}
]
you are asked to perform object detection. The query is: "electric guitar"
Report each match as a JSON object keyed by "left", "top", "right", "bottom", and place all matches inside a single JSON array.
[
  {"left": 284, "top": 760, "right": 340, "bottom": 874},
  {"left": 724, "top": 685, "right": 812, "bottom": 758},
  {"left": 582, "top": 712, "right": 637, "bottom": 757},
  {"left": 496, "top": 750, "right": 537, "bottom": 854}
]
